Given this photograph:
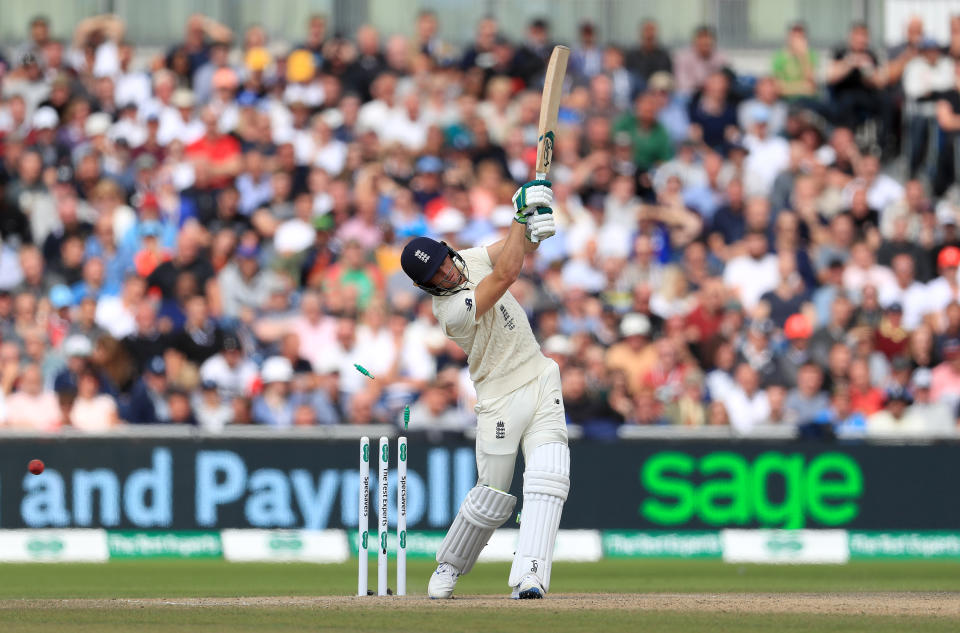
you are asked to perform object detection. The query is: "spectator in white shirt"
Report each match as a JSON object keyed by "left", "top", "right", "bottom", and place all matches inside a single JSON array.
[
  {"left": 723, "top": 231, "right": 780, "bottom": 312},
  {"left": 721, "top": 363, "right": 771, "bottom": 435},
  {"left": 294, "top": 114, "right": 346, "bottom": 175},
  {"left": 382, "top": 92, "right": 429, "bottom": 151},
  {"left": 878, "top": 253, "right": 928, "bottom": 330},
  {"left": 95, "top": 274, "right": 145, "bottom": 339},
  {"left": 199, "top": 333, "right": 258, "bottom": 400},
  {"left": 844, "top": 154, "right": 904, "bottom": 215},
  {"left": 742, "top": 104, "right": 790, "bottom": 197},
  {"left": 356, "top": 73, "right": 398, "bottom": 138},
  {"left": 157, "top": 88, "right": 203, "bottom": 147},
  {"left": 842, "top": 241, "right": 896, "bottom": 301}
]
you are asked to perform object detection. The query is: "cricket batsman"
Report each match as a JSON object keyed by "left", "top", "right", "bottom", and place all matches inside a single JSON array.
[{"left": 400, "top": 180, "right": 568, "bottom": 599}]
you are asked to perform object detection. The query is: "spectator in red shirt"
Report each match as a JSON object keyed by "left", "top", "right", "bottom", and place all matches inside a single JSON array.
[
  {"left": 640, "top": 338, "right": 689, "bottom": 416},
  {"left": 684, "top": 276, "right": 726, "bottom": 348},
  {"left": 185, "top": 106, "right": 241, "bottom": 189},
  {"left": 874, "top": 302, "right": 910, "bottom": 359},
  {"left": 849, "top": 357, "right": 884, "bottom": 415}
]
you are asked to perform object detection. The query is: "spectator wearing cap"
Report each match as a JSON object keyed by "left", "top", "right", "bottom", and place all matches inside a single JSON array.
[
  {"left": 784, "top": 362, "right": 829, "bottom": 426},
  {"left": 29, "top": 106, "right": 69, "bottom": 167},
  {"left": 925, "top": 246, "right": 960, "bottom": 328},
  {"left": 874, "top": 302, "right": 910, "bottom": 360},
  {"left": 218, "top": 243, "right": 281, "bottom": 319},
  {"left": 606, "top": 313, "right": 655, "bottom": 397},
  {"left": 742, "top": 103, "right": 790, "bottom": 198},
  {"left": 931, "top": 338, "right": 960, "bottom": 410},
  {"left": 124, "top": 356, "right": 169, "bottom": 424},
  {"left": 907, "top": 367, "right": 955, "bottom": 431},
  {"left": 47, "top": 283, "right": 74, "bottom": 342},
  {"left": 53, "top": 334, "right": 94, "bottom": 393},
  {"left": 68, "top": 369, "right": 120, "bottom": 431},
  {"left": 252, "top": 356, "right": 296, "bottom": 427},
  {"left": 5, "top": 364, "right": 62, "bottom": 431},
  {"left": 193, "top": 379, "right": 233, "bottom": 431},
  {"left": 867, "top": 385, "right": 923, "bottom": 436},
  {"left": 777, "top": 313, "right": 814, "bottom": 388},
  {"left": 721, "top": 363, "right": 771, "bottom": 435},
  {"left": 157, "top": 88, "right": 203, "bottom": 147},
  {"left": 199, "top": 332, "right": 258, "bottom": 400}
]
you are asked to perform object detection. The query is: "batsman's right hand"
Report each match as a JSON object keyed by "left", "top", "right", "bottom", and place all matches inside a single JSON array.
[{"left": 511, "top": 179, "right": 553, "bottom": 216}]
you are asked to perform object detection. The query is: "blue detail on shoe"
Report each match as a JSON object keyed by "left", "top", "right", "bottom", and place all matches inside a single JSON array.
[{"left": 516, "top": 586, "right": 543, "bottom": 599}]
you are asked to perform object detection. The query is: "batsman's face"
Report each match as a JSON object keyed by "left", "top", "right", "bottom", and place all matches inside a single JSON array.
[{"left": 430, "top": 255, "right": 461, "bottom": 289}]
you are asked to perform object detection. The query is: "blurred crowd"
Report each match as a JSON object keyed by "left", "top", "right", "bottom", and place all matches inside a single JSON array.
[{"left": 1, "top": 11, "right": 960, "bottom": 438}]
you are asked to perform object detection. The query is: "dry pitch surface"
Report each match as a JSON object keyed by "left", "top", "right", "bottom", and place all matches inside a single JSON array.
[{"left": 6, "top": 592, "right": 960, "bottom": 617}]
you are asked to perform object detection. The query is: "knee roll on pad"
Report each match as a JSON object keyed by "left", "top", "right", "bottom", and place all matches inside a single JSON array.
[
  {"left": 436, "top": 485, "right": 516, "bottom": 575},
  {"left": 509, "top": 442, "right": 570, "bottom": 591}
]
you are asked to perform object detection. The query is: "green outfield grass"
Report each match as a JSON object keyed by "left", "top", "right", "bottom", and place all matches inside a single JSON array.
[{"left": 0, "top": 560, "right": 958, "bottom": 632}]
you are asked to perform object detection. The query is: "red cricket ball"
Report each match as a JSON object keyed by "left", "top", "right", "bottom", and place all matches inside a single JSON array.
[{"left": 28, "top": 459, "right": 44, "bottom": 475}]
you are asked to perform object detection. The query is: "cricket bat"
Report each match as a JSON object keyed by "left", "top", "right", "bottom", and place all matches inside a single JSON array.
[{"left": 530, "top": 45, "right": 569, "bottom": 242}]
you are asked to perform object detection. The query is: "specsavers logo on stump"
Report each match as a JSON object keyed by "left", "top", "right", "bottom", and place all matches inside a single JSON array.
[{"left": 639, "top": 451, "right": 864, "bottom": 529}]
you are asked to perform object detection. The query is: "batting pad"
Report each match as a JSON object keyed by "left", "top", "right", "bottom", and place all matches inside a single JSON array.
[
  {"left": 436, "top": 485, "right": 517, "bottom": 574},
  {"left": 509, "top": 442, "right": 570, "bottom": 591}
]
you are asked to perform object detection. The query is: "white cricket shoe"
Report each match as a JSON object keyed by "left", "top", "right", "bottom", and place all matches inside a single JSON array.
[
  {"left": 511, "top": 574, "right": 544, "bottom": 599},
  {"left": 428, "top": 562, "right": 461, "bottom": 599}
]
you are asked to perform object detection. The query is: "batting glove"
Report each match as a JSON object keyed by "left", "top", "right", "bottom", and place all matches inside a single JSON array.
[
  {"left": 525, "top": 209, "right": 556, "bottom": 241},
  {"left": 511, "top": 179, "right": 553, "bottom": 217}
]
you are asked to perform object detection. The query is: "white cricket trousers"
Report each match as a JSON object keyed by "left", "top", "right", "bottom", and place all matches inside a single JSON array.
[{"left": 473, "top": 360, "right": 568, "bottom": 491}]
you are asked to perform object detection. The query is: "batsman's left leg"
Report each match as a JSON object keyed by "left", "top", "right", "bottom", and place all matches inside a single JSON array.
[{"left": 509, "top": 441, "right": 570, "bottom": 598}]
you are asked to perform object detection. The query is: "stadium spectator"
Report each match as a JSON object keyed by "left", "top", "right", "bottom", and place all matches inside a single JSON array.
[
  {"left": 68, "top": 369, "right": 120, "bottom": 430},
  {"left": 626, "top": 20, "right": 672, "bottom": 83},
  {"left": 673, "top": 25, "right": 727, "bottom": 97},
  {"left": 5, "top": 364, "right": 62, "bottom": 430},
  {"left": 3, "top": 9, "right": 960, "bottom": 441}
]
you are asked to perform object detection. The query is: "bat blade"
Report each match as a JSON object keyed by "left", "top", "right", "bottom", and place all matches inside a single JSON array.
[
  {"left": 534, "top": 45, "right": 570, "bottom": 179},
  {"left": 530, "top": 45, "right": 569, "bottom": 242}
]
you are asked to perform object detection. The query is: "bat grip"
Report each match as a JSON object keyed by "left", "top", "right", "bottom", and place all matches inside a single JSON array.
[{"left": 530, "top": 172, "right": 549, "bottom": 243}]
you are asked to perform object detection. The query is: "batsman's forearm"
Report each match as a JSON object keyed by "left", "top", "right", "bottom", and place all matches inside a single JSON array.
[{"left": 493, "top": 221, "right": 528, "bottom": 282}]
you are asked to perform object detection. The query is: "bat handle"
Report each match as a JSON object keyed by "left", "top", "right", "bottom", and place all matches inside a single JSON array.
[{"left": 530, "top": 172, "right": 549, "bottom": 243}]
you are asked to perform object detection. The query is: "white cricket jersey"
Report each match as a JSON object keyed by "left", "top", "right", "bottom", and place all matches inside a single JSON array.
[{"left": 433, "top": 247, "right": 551, "bottom": 401}]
